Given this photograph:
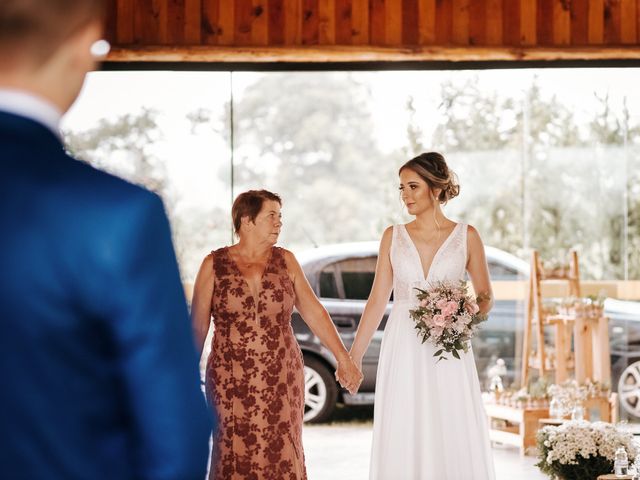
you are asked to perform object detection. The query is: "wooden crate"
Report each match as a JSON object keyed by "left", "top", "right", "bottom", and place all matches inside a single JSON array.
[
  {"left": 583, "top": 393, "right": 618, "bottom": 423},
  {"left": 485, "top": 403, "right": 549, "bottom": 456}
]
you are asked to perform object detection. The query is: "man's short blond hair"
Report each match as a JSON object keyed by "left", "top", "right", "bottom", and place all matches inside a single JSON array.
[{"left": 0, "top": 0, "right": 105, "bottom": 64}]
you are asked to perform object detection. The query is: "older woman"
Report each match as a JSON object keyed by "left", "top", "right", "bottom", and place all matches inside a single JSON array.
[{"left": 191, "top": 189, "right": 362, "bottom": 480}]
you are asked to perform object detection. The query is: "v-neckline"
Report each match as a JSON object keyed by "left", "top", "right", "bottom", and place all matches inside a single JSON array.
[
  {"left": 226, "top": 246, "right": 274, "bottom": 302},
  {"left": 401, "top": 223, "right": 459, "bottom": 282}
]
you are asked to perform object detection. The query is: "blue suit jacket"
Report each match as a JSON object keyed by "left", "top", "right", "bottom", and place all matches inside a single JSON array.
[{"left": 0, "top": 111, "right": 212, "bottom": 480}]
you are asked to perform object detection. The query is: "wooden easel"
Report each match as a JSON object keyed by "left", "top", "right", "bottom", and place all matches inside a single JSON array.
[
  {"left": 520, "top": 249, "right": 612, "bottom": 421},
  {"left": 521, "top": 250, "right": 581, "bottom": 387}
]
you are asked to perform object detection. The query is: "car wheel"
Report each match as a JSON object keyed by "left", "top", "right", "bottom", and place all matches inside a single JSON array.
[
  {"left": 303, "top": 355, "right": 338, "bottom": 423},
  {"left": 618, "top": 361, "right": 640, "bottom": 419}
]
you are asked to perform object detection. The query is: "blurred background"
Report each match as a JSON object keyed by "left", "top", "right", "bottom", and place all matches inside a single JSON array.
[{"left": 61, "top": 67, "right": 640, "bottom": 423}]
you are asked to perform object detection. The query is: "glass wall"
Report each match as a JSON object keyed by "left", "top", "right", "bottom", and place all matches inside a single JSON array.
[
  {"left": 63, "top": 68, "right": 640, "bottom": 283},
  {"left": 62, "top": 72, "right": 232, "bottom": 283},
  {"left": 62, "top": 68, "right": 640, "bottom": 409}
]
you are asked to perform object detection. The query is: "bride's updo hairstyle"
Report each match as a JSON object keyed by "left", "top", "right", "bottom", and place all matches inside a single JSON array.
[{"left": 399, "top": 152, "right": 460, "bottom": 204}]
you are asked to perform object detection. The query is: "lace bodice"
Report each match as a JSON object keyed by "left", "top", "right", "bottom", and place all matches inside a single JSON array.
[{"left": 390, "top": 223, "right": 468, "bottom": 304}]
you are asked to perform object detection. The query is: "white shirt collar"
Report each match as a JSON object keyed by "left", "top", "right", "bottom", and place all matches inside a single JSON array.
[{"left": 0, "top": 88, "right": 62, "bottom": 138}]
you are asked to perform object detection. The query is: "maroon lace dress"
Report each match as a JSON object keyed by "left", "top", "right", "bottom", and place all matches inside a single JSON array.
[{"left": 205, "top": 246, "right": 307, "bottom": 480}]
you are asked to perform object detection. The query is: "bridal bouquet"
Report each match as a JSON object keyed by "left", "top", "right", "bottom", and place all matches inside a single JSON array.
[{"left": 409, "top": 280, "right": 488, "bottom": 362}]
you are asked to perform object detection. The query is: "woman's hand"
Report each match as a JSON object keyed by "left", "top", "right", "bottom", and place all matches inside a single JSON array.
[
  {"left": 335, "top": 354, "right": 363, "bottom": 395},
  {"left": 349, "top": 350, "right": 363, "bottom": 373}
]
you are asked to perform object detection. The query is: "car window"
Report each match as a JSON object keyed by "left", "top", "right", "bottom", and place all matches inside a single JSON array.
[
  {"left": 488, "top": 262, "right": 519, "bottom": 280},
  {"left": 319, "top": 269, "right": 339, "bottom": 298},
  {"left": 338, "top": 257, "right": 377, "bottom": 300}
]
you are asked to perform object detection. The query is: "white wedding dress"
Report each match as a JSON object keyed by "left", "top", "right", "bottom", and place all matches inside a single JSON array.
[{"left": 369, "top": 223, "right": 495, "bottom": 480}]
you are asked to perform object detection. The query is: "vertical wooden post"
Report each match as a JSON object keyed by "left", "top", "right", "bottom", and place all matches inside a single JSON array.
[
  {"left": 521, "top": 252, "right": 535, "bottom": 387},
  {"left": 569, "top": 250, "right": 581, "bottom": 297},
  {"left": 592, "top": 316, "right": 611, "bottom": 384},
  {"left": 610, "top": 393, "right": 619, "bottom": 423},
  {"left": 533, "top": 251, "right": 546, "bottom": 379},
  {"left": 554, "top": 319, "right": 567, "bottom": 383},
  {"left": 573, "top": 314, "right": 589, "bottom": 383}
]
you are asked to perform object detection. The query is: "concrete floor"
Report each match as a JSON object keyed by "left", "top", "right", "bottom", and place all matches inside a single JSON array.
[{"left": 303, "top": 423, "right": 547, "bottom": 480}]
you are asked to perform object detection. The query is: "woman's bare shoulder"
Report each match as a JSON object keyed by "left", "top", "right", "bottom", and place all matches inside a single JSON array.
[
  {"left": 464, "top": 224, "right": 483, "bottom": 241},
  {"left": 381, "top": 225, "right": 394, "bottom": 242}
]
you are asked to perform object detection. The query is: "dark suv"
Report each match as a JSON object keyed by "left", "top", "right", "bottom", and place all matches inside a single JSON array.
[{"left": 292, "top": 242, "right": 640, "bottom": 423}]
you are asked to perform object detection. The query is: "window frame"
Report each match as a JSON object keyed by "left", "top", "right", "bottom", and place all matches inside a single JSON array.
[{"left": 318, "top": 262, "right": 345, "bottom": 300}]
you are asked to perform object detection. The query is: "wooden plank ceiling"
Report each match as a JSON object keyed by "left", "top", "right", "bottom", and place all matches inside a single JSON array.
[{"left": 104, "top": 0, "right": 640, "bottom": 62}]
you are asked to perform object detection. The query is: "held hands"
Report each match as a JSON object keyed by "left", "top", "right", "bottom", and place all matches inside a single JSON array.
[{"left": 335, "top": 353, "right": 363, "bottom": 395}]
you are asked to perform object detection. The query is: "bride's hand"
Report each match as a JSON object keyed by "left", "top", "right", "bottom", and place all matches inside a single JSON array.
[
  {"left": 335, "top": 354, "right": 363, "bottom": 395},
  {"left": 349, "top": 352, "right": 363, "bottom": 373}
]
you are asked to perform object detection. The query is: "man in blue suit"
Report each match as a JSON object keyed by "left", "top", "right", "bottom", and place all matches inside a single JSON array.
[{"left": 0, "top": 1, "right": 212, "bottom": 479}]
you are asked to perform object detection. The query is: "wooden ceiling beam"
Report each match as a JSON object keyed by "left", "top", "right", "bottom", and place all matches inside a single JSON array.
[{"left": 104, "top": 45, "right": 640, "bottom": 63}]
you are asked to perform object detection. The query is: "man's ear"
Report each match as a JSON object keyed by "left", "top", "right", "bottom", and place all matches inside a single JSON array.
[{"left": 68, "top": 19, "right": 103, "bottom": 69}]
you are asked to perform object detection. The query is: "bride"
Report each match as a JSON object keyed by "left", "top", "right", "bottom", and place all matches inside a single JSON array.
[{"left": 350, "top": 152, "right": 496, "bottom": 479}]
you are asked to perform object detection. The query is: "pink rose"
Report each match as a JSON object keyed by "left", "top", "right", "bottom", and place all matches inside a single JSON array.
[
  {"left": 420, "top": 298, "right": 429, "bottom": 307},
  {"left": 433, "top": 314, "right": 447, "bottom": 327},
  {"left": 454, "top": 321, "right": 466, "bottom": 333},
  {"left": 443, "top": 301, "right": 458, "bottom": 316},
  {"left": 436, "top": 298, "right": 449, "bottom": 310}
]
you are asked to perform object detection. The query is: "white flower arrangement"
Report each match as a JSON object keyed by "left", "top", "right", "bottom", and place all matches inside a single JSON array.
[
  {"left": 547, "top": 380, "right": 588, "bottom": 418},
  {"left": 536, "top": 420, "right": 638, "bottom": 479},
  {"left": 547, "top": 379, "right": 611, "bottom": 419}
]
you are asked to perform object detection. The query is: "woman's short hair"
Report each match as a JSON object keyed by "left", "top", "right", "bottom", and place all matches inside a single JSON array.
[
  {"left": 232, "top": 189, "right": 282, "bottom": 235},
  {"left": 399, "top": 152, "right": 460, "bottom": 203}
]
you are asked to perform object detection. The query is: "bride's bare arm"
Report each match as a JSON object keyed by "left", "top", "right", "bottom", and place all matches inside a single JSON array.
[
  {"left": 350, "top": 226, "right": 394, "bottom": 368},
  {"left": 466, "top": 226, "right": 494, "bottom": 315}
]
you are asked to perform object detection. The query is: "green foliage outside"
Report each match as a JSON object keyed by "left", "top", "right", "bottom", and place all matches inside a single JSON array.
[{"left": 64, "top": 72, "right": 640, "bottom": 282}]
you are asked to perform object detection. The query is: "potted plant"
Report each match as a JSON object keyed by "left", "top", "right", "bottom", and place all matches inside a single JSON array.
[{"left": 536, "top": 420, "right": 637, "bottom": 479}]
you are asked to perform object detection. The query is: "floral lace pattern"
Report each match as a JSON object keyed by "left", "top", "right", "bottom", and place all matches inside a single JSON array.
[
  {"left": 205, "top": 246, "right": 306, "bottom": 480},
  {"left": 391, "top": 223, "right": 468, "bottom": 304}
]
